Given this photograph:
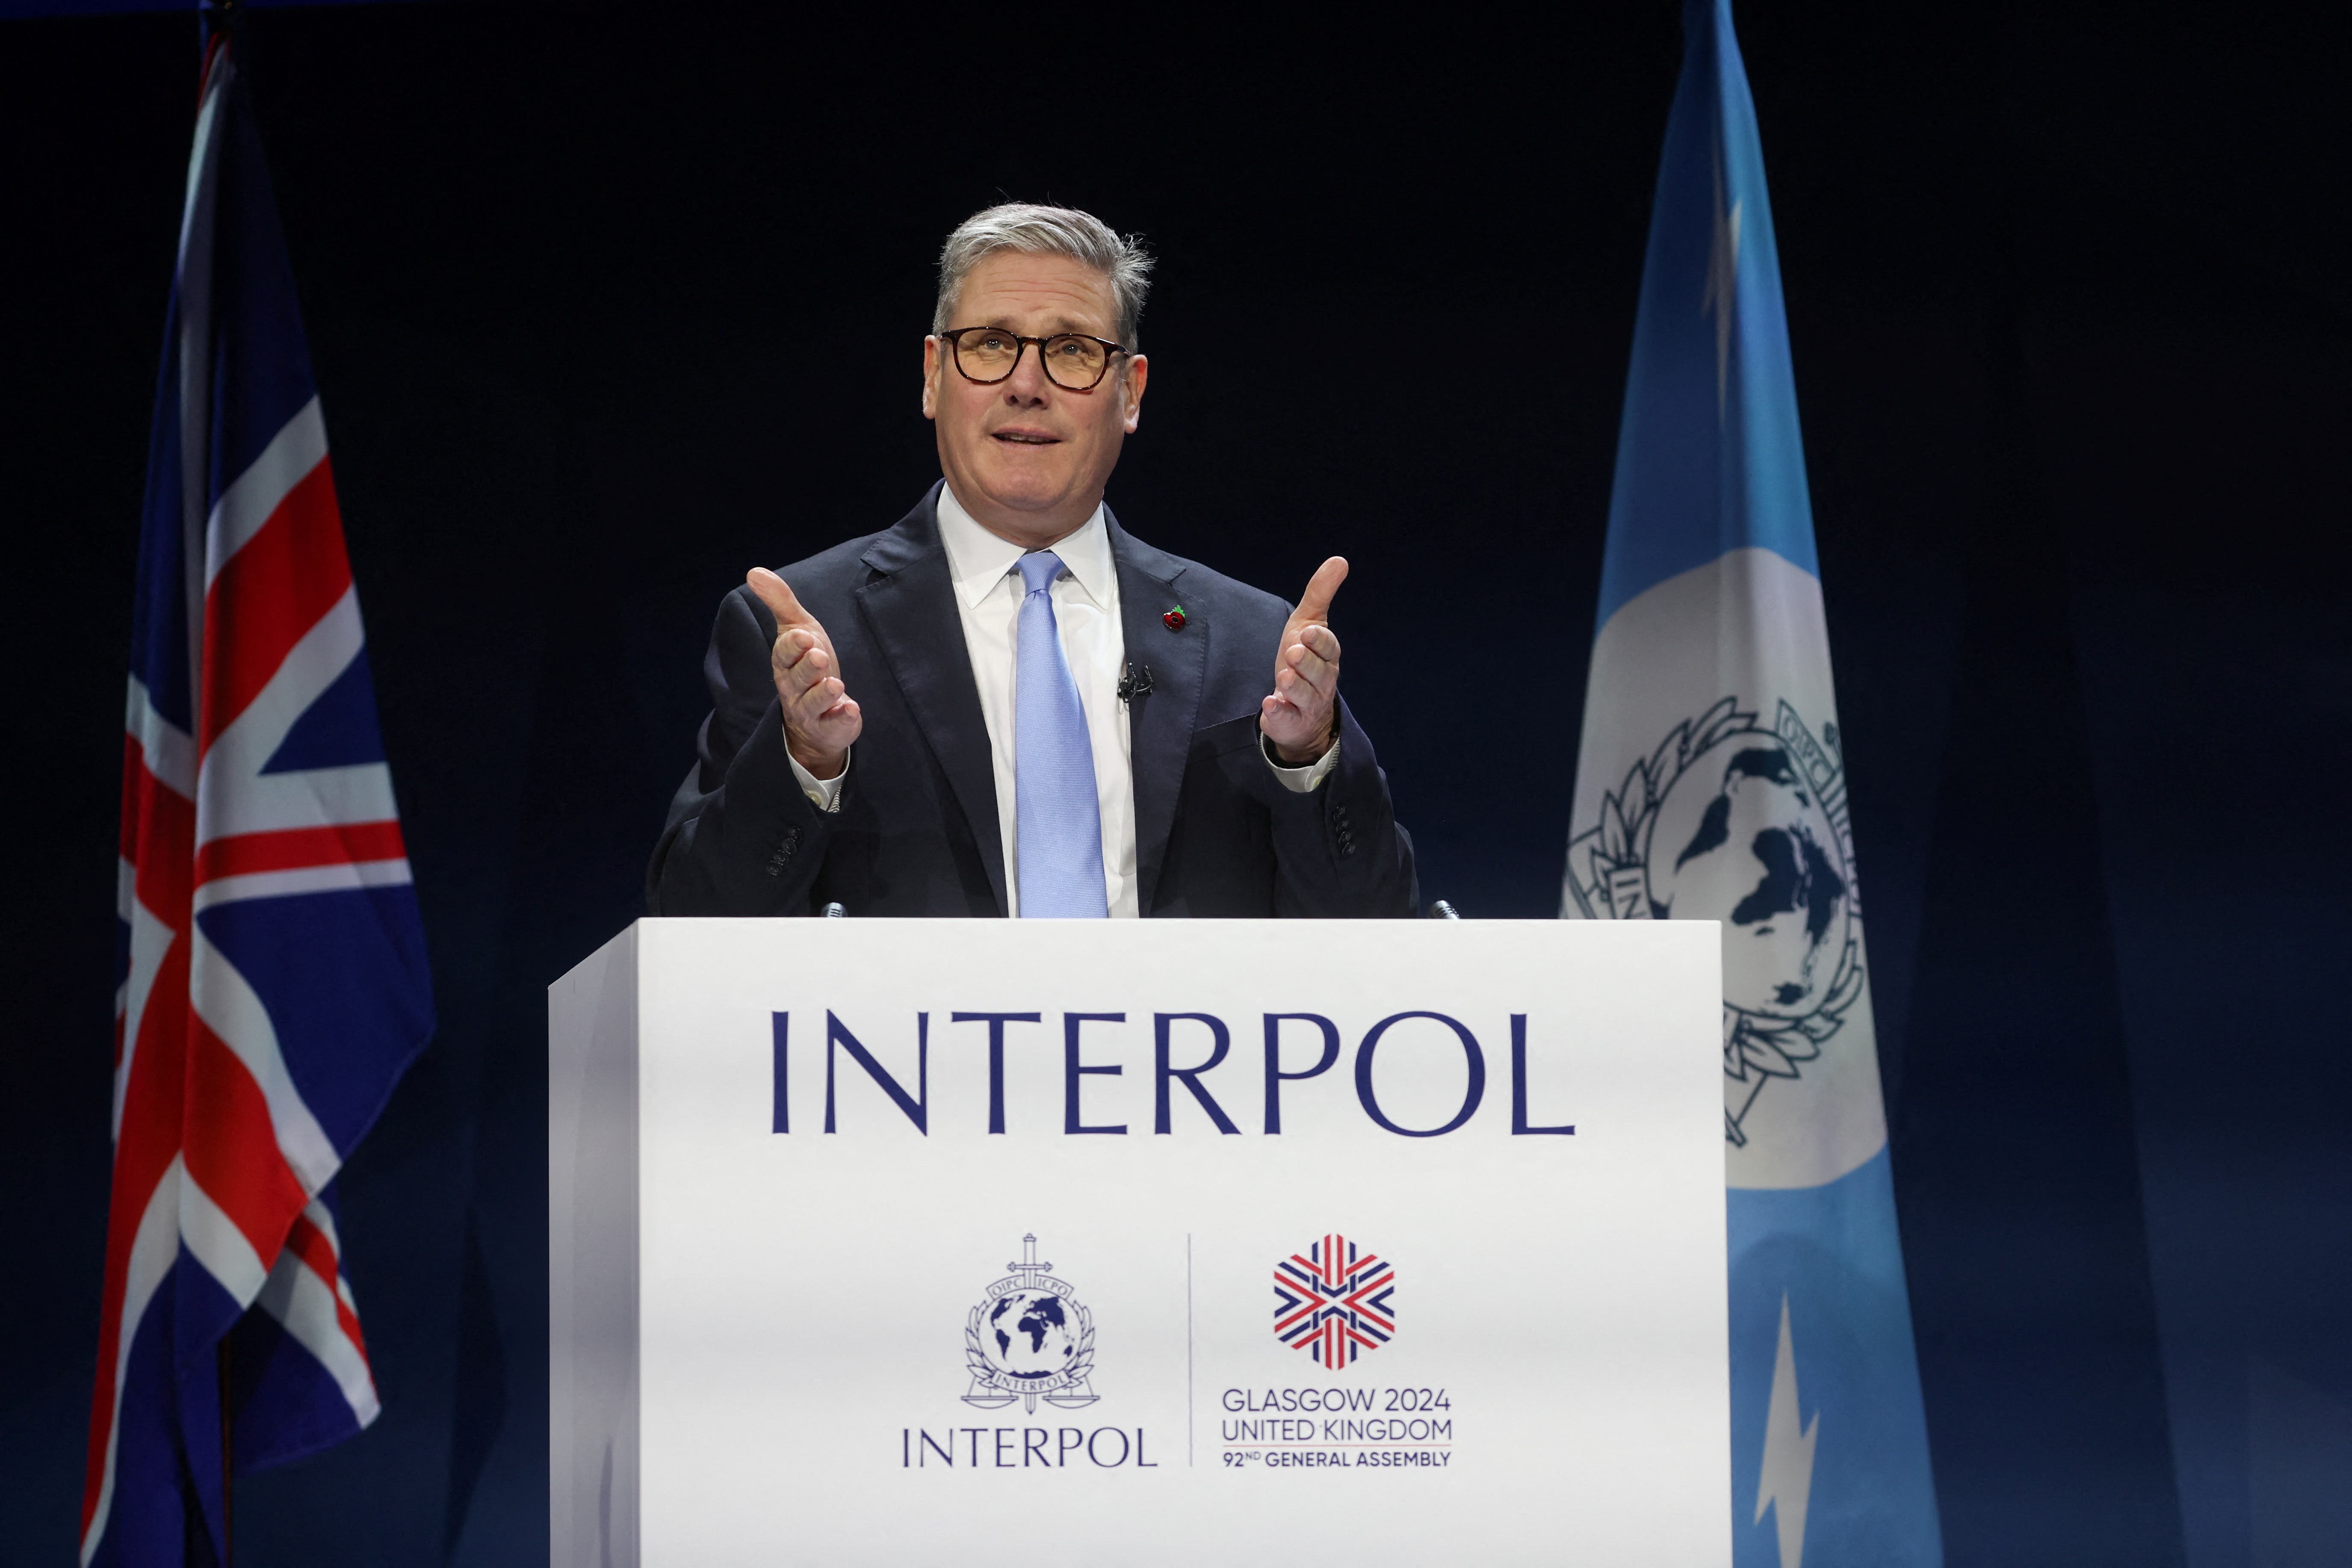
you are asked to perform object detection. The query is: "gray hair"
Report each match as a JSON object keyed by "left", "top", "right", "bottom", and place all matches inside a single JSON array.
[{"left": 933, "top": 203, "right": 1155, "bottom": 350}]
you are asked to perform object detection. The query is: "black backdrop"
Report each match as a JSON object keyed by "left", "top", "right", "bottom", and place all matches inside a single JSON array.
[{"left": 4, "top": 3, "right": 2347, "bottom": 1565}]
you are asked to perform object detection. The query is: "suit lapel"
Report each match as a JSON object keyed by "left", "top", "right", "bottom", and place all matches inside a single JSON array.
[
  {"left": 1110, "top": 514, "right": 1205, "bottom": 915},
  {"left": 856, "top": 485, "right": 1009, "bottom": 915}
]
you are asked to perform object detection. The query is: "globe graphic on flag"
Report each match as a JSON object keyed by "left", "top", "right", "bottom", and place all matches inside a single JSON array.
[
  {"left": 1645, "top": 735, "right": 1851, "bottom": 1021},
  {"left": 980, "top": 1290, "right": 1078, "bottom": 1380}
]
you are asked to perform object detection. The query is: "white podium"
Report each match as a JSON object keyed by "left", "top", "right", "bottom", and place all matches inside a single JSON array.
[{"left": 550, "top": 918, "right": 1729, "bottom": 1567}]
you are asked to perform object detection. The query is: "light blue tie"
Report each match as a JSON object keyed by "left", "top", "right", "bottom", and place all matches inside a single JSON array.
[{"left": 1013, "top": 550, "right": 1108, "bottom": 918}]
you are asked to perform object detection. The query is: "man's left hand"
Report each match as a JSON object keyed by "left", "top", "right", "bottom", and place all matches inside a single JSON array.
[{"left": 1261, "top": 556, "right": 1348, "bottom": 765}]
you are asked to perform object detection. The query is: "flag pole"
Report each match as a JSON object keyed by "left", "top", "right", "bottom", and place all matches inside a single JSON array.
[{"left": 200, "top": 0, "right": 239, "bottom": 71}]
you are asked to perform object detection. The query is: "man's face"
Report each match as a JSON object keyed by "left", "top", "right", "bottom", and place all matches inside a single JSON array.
[{"left": 922, "top": 250, "right": 1148, "bottom": 548}]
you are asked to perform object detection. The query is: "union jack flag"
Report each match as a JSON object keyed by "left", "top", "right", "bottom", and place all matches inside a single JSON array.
[
  {"left": 84, "top": 36, "right": 433, "bottom": 1567},
  {"left": 1274, "top": 1234, "right": 1397, "bottom": 1369}
]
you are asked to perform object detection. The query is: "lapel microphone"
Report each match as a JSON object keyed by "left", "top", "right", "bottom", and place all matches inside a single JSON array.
[{"left": 1117, "top": 663, "right": 1154, "bottom": 704}]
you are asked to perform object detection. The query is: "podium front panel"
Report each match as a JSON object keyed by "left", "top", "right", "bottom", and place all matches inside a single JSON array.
[{"left": 551, "top": 918, "right": 1728, "bottom": 1566}]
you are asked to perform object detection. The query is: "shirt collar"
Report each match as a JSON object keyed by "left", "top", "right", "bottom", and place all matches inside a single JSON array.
[{"left": 936, "top": 482, "right": 1114, "bottom": 612}]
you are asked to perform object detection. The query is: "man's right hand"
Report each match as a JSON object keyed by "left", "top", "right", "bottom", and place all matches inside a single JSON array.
[{"left": 747, "top": 567, "right": 861, "bottom": 780}]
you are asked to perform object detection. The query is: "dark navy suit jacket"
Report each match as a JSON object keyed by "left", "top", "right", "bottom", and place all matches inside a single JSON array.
[{"left": 647, "top": 485, "right": 1417, "bottom": 918}]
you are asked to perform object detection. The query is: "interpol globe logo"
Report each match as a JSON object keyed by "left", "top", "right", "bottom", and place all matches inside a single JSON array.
[
  {"left": 978, "top": 1289, "right": 1081, "bottom": 1381},
  {"left": 1643, "top": 731, "right": 1849, "bottom": 1022},
  {"left": 1564, "top": 696, "right": 1867, "bottom": 1150},
  {"left": 961, "top": 1234, "right": 1099, "bottom": 1414}
]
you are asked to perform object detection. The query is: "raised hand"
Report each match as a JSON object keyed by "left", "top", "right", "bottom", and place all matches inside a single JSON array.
[
  {"left": 1260, "top": 556, "right": 1347, "bottom": 765},
  {"left": 747, "top": 567, "right": 862, "bottom": 779}
]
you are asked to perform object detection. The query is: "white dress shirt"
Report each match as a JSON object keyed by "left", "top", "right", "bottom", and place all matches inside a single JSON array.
[{"left": 788, "top": 483, "right": 1337, "bottom": 915}]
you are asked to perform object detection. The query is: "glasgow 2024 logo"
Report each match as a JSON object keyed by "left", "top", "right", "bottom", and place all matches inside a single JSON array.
[{"left": 1274, "top": 1234, "right": 1396, "bottom": 1368}]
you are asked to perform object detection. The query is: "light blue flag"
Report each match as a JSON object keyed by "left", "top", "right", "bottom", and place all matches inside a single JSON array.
[{"left": 1562, "top": 3, "right": 1942, "bottom": 1563}]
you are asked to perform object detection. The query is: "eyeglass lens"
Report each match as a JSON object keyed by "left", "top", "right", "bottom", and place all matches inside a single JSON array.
[{"left": 954, "top": 331, "right": 1111, "bottom": 389}]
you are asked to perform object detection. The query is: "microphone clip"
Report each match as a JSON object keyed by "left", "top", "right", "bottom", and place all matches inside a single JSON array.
[{"left": 1117, "top": 663, "right": 1154, "bottom": 704}]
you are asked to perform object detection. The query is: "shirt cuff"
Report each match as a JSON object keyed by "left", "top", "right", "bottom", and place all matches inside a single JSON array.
[
  {"left": 788, "top": 745, "right": 849, "bottom": 812},
  {"left": 1262, "top": 731, "right": 1340, "bottom": 793}
]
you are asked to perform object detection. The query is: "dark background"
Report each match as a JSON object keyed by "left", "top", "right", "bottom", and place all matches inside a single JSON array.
[{"left": 3, "top": 2, "right": 2347, "bottom": 1564}]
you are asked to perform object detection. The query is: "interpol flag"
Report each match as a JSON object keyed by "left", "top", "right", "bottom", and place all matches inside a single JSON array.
[
  {"left": 1560, "top": 3, "right": 1941, "bottom": 1563},
  {"left": 86, "top": 36, "right": 434, "bottom": 1567}
]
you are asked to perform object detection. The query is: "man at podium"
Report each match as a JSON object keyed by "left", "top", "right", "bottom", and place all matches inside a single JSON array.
[{"left": 647, "top": 204, "right": 1416, "bottom": 919}]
